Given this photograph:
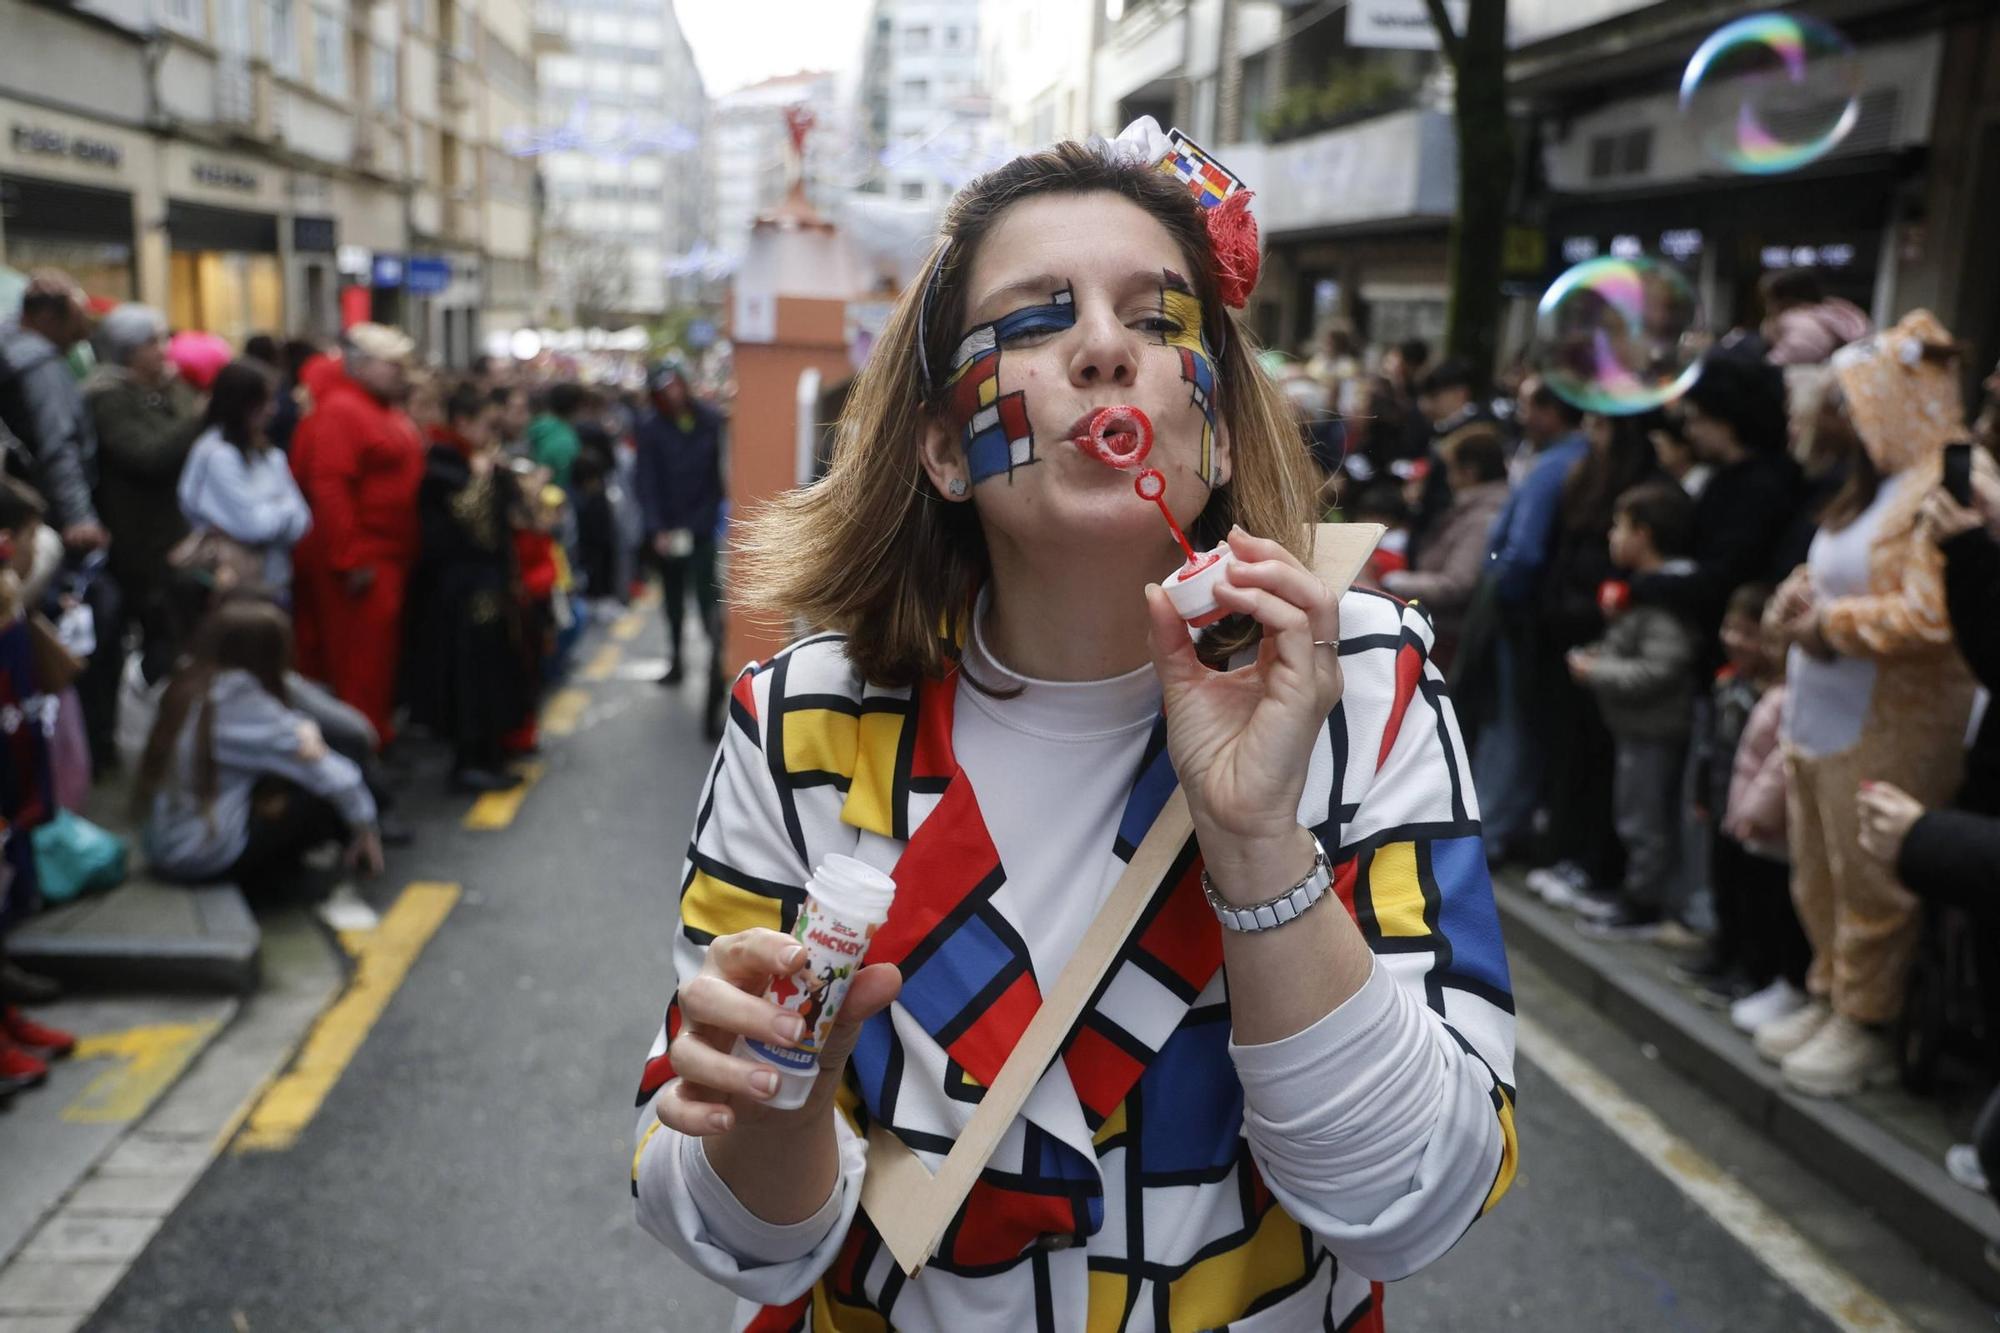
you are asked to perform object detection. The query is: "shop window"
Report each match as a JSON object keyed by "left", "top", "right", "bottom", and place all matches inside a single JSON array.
[
  {"left": 169, "top": 250, "right": 284, "bottom": 345},
  {"left": 5, "top": 237, "right": 135, "bottom": 304}
]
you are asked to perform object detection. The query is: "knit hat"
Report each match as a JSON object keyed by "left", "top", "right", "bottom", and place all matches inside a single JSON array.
[{"left": 1830, "top": 309, "right": 1965, "bottom": 474}]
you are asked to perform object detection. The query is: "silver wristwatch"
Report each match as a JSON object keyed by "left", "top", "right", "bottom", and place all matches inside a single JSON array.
[{"left": 1201, "top": 834, "right": 1334, "bottom": 933}]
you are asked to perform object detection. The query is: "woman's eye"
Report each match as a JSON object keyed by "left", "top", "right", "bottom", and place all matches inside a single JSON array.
[
  {"left": 997, "top": 327, "right": 1055, "bottom": 347},
  {"left": 1135, "top": 317, "right": 1183, "bottom": 336}
]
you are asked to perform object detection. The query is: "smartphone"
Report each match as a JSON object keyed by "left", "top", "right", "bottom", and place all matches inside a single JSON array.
[{"left": 1945, "top": 440, "right": 1973, "bottom": 505}]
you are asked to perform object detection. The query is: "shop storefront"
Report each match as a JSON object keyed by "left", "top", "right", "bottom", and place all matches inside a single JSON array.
[
  {"left": 164, "top": 145, "right": 289, "bottom": 343},
  {"left": 1543, "top": 164, "right": 1901, "bottom": 333},
  {"left": 0, "top": 110, "right": 148, "bottom": 302},
  {"left": 167, "top": 200, "right": 282, "bottom": 343}
]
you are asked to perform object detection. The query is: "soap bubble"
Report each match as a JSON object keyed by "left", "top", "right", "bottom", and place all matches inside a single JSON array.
[
  {"left": 1679, "top": 12, "right": 1862, "bottom": 175},
  {"left": 1536, "top": 257, "right": 1704, "bottom": 416}
]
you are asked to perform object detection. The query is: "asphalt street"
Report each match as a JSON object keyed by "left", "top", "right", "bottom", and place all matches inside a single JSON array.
[{"left": 80, "top": 615, "right": 1987, "bottom": 1332}]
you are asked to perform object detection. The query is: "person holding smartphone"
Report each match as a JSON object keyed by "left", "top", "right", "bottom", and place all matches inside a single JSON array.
[{"left": 1759, "top": 312, "right": 1980, "bottom": 1097}]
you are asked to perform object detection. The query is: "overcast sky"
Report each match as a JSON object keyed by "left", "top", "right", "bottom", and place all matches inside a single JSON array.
[{"left": 678, "top": 0, "right": 873, "bottom": 96}]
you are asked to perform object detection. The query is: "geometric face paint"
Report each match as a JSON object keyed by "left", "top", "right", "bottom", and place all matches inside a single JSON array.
[
  {"left": 942, "top": 286, "right": 1076, "bottom": 485},
  {"left": 1155, "top": 269, "right": 1222, "bottom": 486}
]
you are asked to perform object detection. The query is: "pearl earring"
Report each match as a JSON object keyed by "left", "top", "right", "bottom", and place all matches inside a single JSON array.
[{"left": 947, "top": 477, "right": 968, "bottom": 498}]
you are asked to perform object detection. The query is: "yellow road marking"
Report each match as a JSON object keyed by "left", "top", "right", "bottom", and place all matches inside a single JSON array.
[
  {"left": 581, "top": 641, "right": 622, "bottom": 681},
  {"left": 63, "top": 1020, "right": 223, "bottom": 1124},
  {"left": 462, "top": 760, "right": 545, "bottom": 830},
  {"left": 541, "top": 687, "right": 590, "bottom": 738},
  {"left": 234, "top": 882, "right": 459, "bottom": 1152},
  {"left": 611, "top": 610, "right": 645, "bottom": 642}
]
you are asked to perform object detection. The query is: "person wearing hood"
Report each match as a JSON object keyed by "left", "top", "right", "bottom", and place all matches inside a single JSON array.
[
  {"left": 1760, "top": 269, "right": 1872, "bottom": 369},
  {"left": 1756, "top": 311, "right": 1979, "bottom": 1098},
  {"left": 84, "top": 304, "right": 203, "bottom": 677},
  {"left": 288, "top": 324, "right": 426, "bottom": 745},
  {"left": 0, "top": 272, "right": 108, "bottom": 552}
]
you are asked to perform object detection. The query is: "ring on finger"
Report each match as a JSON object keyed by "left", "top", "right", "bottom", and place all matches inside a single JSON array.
[{"left": 1312, "top": 639, "right": 1341, "bottom": 651}]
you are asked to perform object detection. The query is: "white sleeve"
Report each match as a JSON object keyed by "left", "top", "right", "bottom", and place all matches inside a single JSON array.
[
  {"left": 632, "top": 656, "right": 865, "bottom": 1302},
  {"left": 1229, "top": 959, "right": 1504, "bottom": 1280},
  {"left": 1229, "top": 595, "right": 1517, "bottom": 1281},
  {"left": 632, "top": 1111, "right": 865, "bottom": 1302}
]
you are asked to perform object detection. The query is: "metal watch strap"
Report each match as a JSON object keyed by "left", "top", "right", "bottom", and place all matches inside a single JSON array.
[{"left": 1201, "top": 834, "right": 1333, "bottom": 932}]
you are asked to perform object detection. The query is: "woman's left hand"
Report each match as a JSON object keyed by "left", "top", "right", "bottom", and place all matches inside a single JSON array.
[{"left": 1144, "top": 528, "right": 1343, "bottom": 849}]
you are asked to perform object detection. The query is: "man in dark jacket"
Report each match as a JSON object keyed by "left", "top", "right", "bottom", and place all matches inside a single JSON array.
[
  {"left": 0, "top": 271, "right": 107, "bottom": 552},
  {"left": 632, "top": 365, "right": 724, "bottom": 697}
]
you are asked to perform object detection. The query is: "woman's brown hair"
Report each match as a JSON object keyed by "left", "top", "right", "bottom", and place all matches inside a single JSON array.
[
  {"left": 135, "top": 598, "right": 294, "bottom": 819},
  {"left": 731, "top": 142, "right": 1320, "bottom": 687}
]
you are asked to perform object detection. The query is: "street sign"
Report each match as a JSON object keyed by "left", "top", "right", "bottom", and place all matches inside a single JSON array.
[
  {"left": 406, "top": 256, "right": 451, "bottom": 296},
  {"left": 1346, "top": 0, "right": 1467, "bottom": 50}
]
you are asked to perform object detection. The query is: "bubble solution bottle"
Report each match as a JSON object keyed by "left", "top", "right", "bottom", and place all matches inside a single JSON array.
[{"left": 735, "top": 855, "right": 897, "bottom": 1111}]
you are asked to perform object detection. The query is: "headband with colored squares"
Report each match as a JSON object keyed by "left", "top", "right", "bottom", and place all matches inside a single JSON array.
[{"left": 916, "top": 119, "right": 1261, "bottom": 397}]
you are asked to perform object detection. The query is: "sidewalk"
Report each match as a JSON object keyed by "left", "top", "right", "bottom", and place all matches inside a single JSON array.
[
  {"left": 8, "top": 767, "right": 260, "bottom": 996},
  {"left": 1498, "top": 874, "right": 2000, "bottom": 1305}
]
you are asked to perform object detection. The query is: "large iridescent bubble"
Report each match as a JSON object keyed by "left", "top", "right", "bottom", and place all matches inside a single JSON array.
[
  {"left": 1536, "top": 257, "right": 1704, "bottom": 416},
  {"left": 1679, "top": 12, "right": 1862, "bottom": 175}
]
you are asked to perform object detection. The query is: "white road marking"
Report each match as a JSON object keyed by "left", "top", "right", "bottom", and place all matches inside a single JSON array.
[{"left": 1517, "top": 1015, "right": 1913, "bottom": 1333}]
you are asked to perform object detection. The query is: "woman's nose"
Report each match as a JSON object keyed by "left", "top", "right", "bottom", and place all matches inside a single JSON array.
[{"left": 1068, "top": 317, "right": 1137, "bottom": 388}]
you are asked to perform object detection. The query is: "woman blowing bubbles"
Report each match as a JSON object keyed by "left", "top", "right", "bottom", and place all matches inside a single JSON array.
[{"left": 633, "top": 126, "right": 1516, "bottom": 1331}]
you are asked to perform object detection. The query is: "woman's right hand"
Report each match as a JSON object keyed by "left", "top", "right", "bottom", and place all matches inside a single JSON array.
[{"left": 656, "top": 927, "right": 901, "bottom": 1138}]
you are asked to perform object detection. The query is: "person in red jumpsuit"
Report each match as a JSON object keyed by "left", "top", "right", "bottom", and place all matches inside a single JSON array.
[{"left": 289, "top": 324, "right": 425, "bottom": 746}]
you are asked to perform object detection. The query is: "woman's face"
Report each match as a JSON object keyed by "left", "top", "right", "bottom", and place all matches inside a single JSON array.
[{"left": 920, "top": 192, "right": 1231, "bottom": 561}]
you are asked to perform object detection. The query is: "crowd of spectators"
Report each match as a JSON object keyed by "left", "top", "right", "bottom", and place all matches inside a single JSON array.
[
  {"left": 1291, "top": 268, "right": 2000, "bottom": 1220},
  {"left": 0, "top": 268, "right": 726, "bottom": 1105}
]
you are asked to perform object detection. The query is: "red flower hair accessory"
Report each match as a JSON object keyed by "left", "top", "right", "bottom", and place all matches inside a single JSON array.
[
  {"left": 1204, "top": 189, "right": 1261, "bottom": 310},
  {"left": 1101, "top": 118, "right": 1262, "bottom": 309}
]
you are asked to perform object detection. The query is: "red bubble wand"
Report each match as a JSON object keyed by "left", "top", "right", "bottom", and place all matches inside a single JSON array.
[{"left": 1078, "top": 406, "right": 1198, "bottom": 564}]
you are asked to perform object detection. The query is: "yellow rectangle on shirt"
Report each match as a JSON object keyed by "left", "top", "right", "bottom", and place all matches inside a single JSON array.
[
  {"left": 783, "top": 707, "right": 858, "bottom": 780},
  {"left": 681, "top": 869, "right": 785, "bottom": 939},
  {"left": 1166, "top": 1204, "right": 1307, "bottom": 1333},
  {"left": 1368, "top": 841, "right": 1429, "bottom": 937}
]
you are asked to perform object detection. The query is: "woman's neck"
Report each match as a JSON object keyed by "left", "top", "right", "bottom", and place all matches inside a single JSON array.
[{"left": 980, "top": 528, "right": 1182, "bottom": 682}]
